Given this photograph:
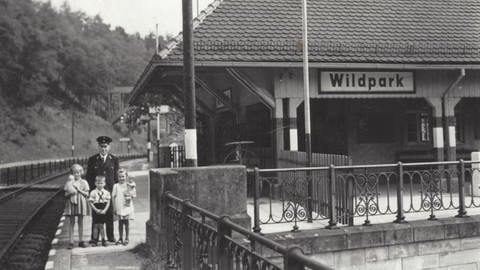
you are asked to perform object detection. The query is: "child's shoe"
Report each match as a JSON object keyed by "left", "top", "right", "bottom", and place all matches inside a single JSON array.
[
  {"left": 68, "top": 242, "right": 74, "bottom": 249},
  {"left": 91, "top": 242, "right": 98, "bottom": 247},
  {"left": 102, "top": 240, "right": 107, "bottom": 247},
  {"left": 116, "top": 239, "right": 123, "bottom": 245},
  {"left": 79, "top": 241, "right": 87, "bottom": 248},
  {"left": 123, "top": 239, "right": 129, "bottom": 246}
]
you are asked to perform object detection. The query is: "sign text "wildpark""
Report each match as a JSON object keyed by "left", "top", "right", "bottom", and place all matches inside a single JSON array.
[{"left": 320, "top": 71, "right": 414, "bottom": 93}]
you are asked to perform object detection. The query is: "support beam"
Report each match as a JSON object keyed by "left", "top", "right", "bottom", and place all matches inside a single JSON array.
[
  {"left": 154, "top": 69, "right": 238, "bottom": 114},
  {"left": 426, "top": 98, "right": 444, "bottom": 162},
  {"left": 288, "top": 98, "right": 302, "bottom": 151},
  {"left": 444, "top": 98, "right": 461, "bottom": 162},
  {"left": 195, "top": 77, "right": 238, "bottom": 114},
  {"left": 225, "top": 67, "right": 274, "bottom": 109},
  {"left": 164, "top": 84, "right": 215, "bottom": 118},
  {"left": 274, "top": 99, "right": 284, "bottom": 168}
]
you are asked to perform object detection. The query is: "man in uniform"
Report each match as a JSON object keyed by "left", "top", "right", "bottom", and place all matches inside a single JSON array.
[{"left": 86, "top": 136, "right": 119, "bottom": 243}]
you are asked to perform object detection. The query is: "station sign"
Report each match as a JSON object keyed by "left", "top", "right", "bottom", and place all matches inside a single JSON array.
[
  {"left": 119, "top": 137, "right": 131, "bottom": 142},
  {"left": 319, "top": 71, "right": 414, "bottom": 93},
  {"left": 149, "top": 105, "right": 170, "bottom": 114}
]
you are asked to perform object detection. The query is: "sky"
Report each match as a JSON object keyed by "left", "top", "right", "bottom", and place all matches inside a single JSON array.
[{"left": 42, "top": 0, "right": 213, "bottom": 37}]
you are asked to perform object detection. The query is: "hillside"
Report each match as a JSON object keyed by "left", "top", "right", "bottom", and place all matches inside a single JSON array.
[
  {"left": 0, "top": 97, "right": 146, "bottom": 163},
  {"left": 0, "top": 0, "right": 171, "bottom": 163}
]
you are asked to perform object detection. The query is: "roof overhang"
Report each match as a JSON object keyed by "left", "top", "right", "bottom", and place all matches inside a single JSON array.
[{"left": 128, "top": 60, "right": 480, "bottom": 105}]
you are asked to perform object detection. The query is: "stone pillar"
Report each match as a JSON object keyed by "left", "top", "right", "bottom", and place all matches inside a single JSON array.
[
  {"left": 146, "top": 165, "right": 251, "bottom": 253},
  {"left": 274, "top": 98, "right": 284, "bottom": 167},
  {"left": 288, "top": 98, "right": 302, "bottom": 151},
  {"left": 471, "top": 152, "right": 480, "bottom": 196},
  {"left": 426, "top": 98, "right": 444, "bottom": 162}
]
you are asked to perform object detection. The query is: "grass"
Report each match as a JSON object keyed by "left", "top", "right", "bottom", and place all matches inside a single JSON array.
[{"left": 0, "top": 101, "right": 147, "bottom": 163}]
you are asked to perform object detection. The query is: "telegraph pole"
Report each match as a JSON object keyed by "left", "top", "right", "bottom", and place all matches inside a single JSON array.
[{"left": 183, "top": 0, "right": 198, "bottom": 166}]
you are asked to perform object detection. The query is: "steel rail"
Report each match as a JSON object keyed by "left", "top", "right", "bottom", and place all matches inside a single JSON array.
[
  {"left": 0, "top": 188, "right": 62, "bottom": 260},
  {"left": 0, "top": 170, "right": 68, "bottom": 203}
]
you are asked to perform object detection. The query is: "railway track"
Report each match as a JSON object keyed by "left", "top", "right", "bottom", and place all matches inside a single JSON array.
[{"left": 0, "top": 171, "right": 69, "bottom": 269}]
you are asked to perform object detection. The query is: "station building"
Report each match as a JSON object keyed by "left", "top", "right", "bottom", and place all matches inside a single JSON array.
[{"left": 129, "top": 0, "right": 480, "bottom": 166}]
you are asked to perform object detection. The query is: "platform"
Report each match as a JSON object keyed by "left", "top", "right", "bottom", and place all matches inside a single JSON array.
[{"left": 48, "top": 159, "right": 150, "bottom": 270}]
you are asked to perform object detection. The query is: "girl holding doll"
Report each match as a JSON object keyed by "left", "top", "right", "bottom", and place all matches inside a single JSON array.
[
  {"left": 64, "top": 164, "right": 90, "bottom": 249},
  {"left": 112, "top": 168, "right": 136, "bottom": 245}
]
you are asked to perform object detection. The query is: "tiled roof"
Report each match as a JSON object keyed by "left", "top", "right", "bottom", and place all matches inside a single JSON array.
[{"left": 157, "top": 0, "right": 480, "bottom": 64}]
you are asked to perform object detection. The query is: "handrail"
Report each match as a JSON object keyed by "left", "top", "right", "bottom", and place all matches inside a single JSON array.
[
  {"left": 0, "top": 153, "right": 145, "bottom": 169},
  {"left": 254, "top": 159, "right": 480, "bottom": 173},
  {"left": 163, "top": 192, "right": 333, "bottom": 270},
  {"left": 251, "top": 158, "right": 478, "bottom": 231},
  {"left": 0, "top": 153, "right": 146, "bottom": 186}
]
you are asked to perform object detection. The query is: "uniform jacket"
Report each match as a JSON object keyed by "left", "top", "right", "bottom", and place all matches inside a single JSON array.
[{"left": 86, "top": 153, "right": 119, "bottom": 192}]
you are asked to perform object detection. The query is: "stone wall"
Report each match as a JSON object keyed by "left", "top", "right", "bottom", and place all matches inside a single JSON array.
[
  {"left": 265, "top": 216, "right": 480, "bottom": 270},
  {"left": 146, "top": 165, "right": 251, "bottom": 253}
]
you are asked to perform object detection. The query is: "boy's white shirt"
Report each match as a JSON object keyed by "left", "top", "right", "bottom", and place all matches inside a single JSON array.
[{"left": 89, "top": 188, "right": 111, "bottom": 203}]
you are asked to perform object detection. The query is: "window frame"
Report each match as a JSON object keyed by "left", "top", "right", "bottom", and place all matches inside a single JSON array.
[{"left": 404, "top": 110, "right": 432, "bottom": 146}]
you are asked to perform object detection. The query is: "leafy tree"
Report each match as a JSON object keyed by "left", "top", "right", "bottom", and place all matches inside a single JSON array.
[{"left": 0, "top": 0, "right": 162, "bottom": 116}]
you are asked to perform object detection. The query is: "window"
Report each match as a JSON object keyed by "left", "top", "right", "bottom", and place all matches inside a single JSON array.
[
  {"left": 405, "top": 112, "right": 431, "bottom": 144},
  {"left": 357, "top": 113, "right": 395, "bottom": 143}
]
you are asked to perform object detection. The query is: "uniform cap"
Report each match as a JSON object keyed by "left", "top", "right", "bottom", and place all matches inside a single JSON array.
[{"left": 96, "top": 136, "right": 112, "bottom": 144}]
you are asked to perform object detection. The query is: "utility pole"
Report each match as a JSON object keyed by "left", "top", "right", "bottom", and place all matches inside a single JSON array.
[
  {"left": 71, "top": 111, "right": 75, "bottom": 157},
  {"left": 183, "top": 0, "right": 198, "bottom": 167},
  {"left": 302, "top": 0, "right": 312, "bottom": 167},
  {"left": 302, "top": 0, "right": 314, "bottom": 223},
  {"left": 156, "top": 112, "right": 160, "bottom": 168},
  {"left": 155, "top": 24, "right": 159, "bottom": 54}
]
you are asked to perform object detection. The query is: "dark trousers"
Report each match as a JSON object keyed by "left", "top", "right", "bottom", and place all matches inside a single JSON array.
[{"left": 91, "top": 202, "right": 115, "bottom": 241}]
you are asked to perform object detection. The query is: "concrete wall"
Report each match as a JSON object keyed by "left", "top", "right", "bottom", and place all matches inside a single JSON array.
[
  {"left": 265, "top": 216, "right": 480, "bottom": 270},
  {"left": 146, "top": 165, "right": 251, "bottom": 253}
]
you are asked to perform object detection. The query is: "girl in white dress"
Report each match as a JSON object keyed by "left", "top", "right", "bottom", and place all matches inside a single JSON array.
[{"left": 112, "top": 168, "right": 136, "bottom": 245}]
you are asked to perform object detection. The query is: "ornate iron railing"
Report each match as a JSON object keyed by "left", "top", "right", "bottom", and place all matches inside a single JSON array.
[
  {"left": 251, "top": 160, "right": 480, "bottom": 232},
  {"left": 0, "top": 153, "right": 146, "bottom": 185},
  {"left": 163, "top": 192, "right": 332, "bottom": 270}
]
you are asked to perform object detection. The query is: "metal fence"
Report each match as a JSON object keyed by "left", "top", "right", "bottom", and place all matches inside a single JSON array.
[
  {"left": 251, "top": 160, "right": 480, "bottom": 232},
  {"left": 0, "top": 153, "right": 145, "bottom": 186},
  {"left": 163, "top": 192, "right": 332, "bottom": 270},
  {"left": 157, "top": 146, "right": 185, "bottom": 168},
  {"left": 278, "top": 150, "right": 351, "bottom": 168}
]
